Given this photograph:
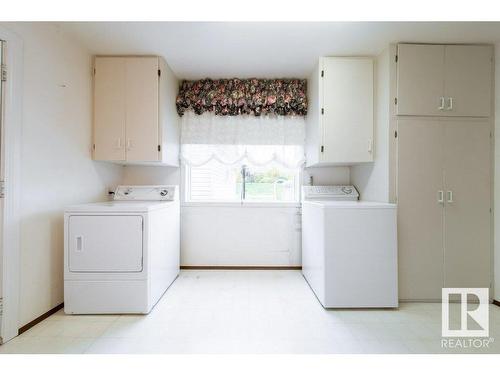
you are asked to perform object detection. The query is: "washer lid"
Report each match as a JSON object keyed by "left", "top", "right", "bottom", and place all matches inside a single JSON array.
[{"left": 303, "top": 200, "right": 396, "bottom": 209}]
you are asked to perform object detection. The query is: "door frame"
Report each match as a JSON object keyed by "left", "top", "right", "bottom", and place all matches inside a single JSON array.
[{"left": 0, "top": 26, "right": 23, "bottom": 343}]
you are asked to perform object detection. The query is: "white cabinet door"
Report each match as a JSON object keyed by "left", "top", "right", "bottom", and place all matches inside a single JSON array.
[
  {"left": 125, "top": 57, "right": 160, "bottom": 162},
  {"left": 68, "top": 215, "right": 143, "bottom": 272},
  {"left": 396, "top": 44, "right": 445, "bottom": 116},
  {"left": 444, "top": 45, "right": 492, "bottom": 117},
  {"left": 321, "top": 57, "right": 373, "bottom": 164},
  {"left": 443, "top": 121, "right": 491, "bottom": 288},
  {"left": 93, "top": 58, "right": 126, "bottom": 161},
  {"left": 397, "top": 119, "right": 445, "bottom": 300}
]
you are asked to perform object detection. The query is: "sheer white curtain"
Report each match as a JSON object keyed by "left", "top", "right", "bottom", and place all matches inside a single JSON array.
[{"left": 180, "top": 111, "right": 306, "bottom": 168}]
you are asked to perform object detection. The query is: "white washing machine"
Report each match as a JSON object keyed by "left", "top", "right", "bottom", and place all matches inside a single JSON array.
[
  {"left": 64, "top": 185, "right": 180, "bottom": 314},
  {"left": 301, "top": 186, "right": 398, "bottom": 308}
]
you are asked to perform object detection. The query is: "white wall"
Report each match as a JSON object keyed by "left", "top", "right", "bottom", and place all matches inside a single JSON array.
[
  {"left": 303, "top": 166, "right": 350, "bottom": 186},
  {"left": 122, "top": 165, "right": 180, "bottom": 186},
  {"left": 495, "top": 43, "right": 500, "bottom": 302},
  {"left": 350, "top": 49, "right": 391, "bottom": 202},
  {"left": 181, "top": 205, "right": 301, "bottom": 266},
  {"left": 1, "top": 23, "right": 124, "bottom": 326}
]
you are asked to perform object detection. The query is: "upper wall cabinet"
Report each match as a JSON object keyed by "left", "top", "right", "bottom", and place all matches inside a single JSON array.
[
  {"left": 93, "top": 56, "right": 180, "bottom": 166},
  {"left": 396, "top": 44, "right": 492, "bottom": 117},
  {"left": 306, "top": 57, "right": 374, "bottom": 167}
]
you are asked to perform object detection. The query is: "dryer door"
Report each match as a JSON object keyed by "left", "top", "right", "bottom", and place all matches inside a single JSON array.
[{"left": 68, "top": 215, "right": 143, "bottom": 272}]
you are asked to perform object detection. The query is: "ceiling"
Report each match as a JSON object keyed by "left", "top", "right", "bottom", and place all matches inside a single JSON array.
[{"left": 59, "top": 22, "right": 500, "bottom": 79}]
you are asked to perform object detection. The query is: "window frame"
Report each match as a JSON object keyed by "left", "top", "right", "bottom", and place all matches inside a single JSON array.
[{"left": 182, "top": 162, "right": 302, "bottom": 207}]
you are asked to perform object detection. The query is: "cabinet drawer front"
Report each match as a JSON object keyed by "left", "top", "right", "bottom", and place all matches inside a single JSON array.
[
  {"left": 321, "top": 57, "right": 373, "bottom": 164},
  {"left": 443, "top": 45, "right": 492, "bottom": 117},
  {"left": 93, "top": 57, "right": 127, "bottom": 161},
  {"left": 397, "top": 119, "right": 445, "bottom": 300},
  {"left": 396, "top": 44, "right": 445, "bottom": 116},
  {"left": 68, "top": 215, "right": 143, "bottom": 272},
  {"left": 397, "top": 119, "right": 492, "bottom": 299},
  {"left": 125, "top": 57, "right": 160, "bottom": 162},
  {"left": 443, "top": 122, "right": 491, "bottom": 288}
]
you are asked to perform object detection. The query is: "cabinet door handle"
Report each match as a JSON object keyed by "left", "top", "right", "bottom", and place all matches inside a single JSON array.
[
  {"left": 447, "top": 97, "right": 453, "bottom": 111},
  {"left": 447, "top": 190, "right": 453, "bottom": 203},
  {"left": 368, "top": 139, "right": 373, "bottom": 153},
  {"left": 115, "top": 138, "right": 122, "bottom": 149},
  {"left": 75, "top": 236, "right": 83, "bottom": 252},
  {"left": 126, "top": 139, "right": 132, "bottom": 150},
  {"left": 438, "top": 97, "right": 445, "bottom": 110},
  {"left": 437, "top": 190, "right": 444, "bottom": 204}
]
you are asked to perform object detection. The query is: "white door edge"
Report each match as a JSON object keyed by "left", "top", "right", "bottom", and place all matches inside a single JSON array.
[{"left": 0, "top": 26, "right": 23, "bottom": 344}]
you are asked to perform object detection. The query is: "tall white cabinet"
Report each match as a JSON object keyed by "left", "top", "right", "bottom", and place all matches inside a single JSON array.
[
  {"left": 396, "top": 44, "right": 493, "bottom": 300},
  {"left": 93, "top": 56, "right": 180, "bottom": 166},
  {"left": 306, "top": 57, "right": 374, "bottom": 166}
]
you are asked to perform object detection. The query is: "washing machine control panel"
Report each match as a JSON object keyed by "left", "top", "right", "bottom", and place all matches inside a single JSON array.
[
  {"left": 114, "top": 185, "right": 178, "bottom": 201},
  {"left": 302, "top": 185, "right": 359, "bottom": 201}
]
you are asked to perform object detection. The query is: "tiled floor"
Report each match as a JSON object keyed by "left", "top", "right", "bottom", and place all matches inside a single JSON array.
[{"left": 1, "top": 271, "right": 500, "bottom": 354}]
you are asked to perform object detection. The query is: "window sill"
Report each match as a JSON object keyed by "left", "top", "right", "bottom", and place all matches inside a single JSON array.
[{"left": 181, "top": 201, "right": 301, "bottom": 208}]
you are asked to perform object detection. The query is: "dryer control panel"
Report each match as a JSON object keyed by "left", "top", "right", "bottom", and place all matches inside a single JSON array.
[
  {"left": 114, "top": 185, "right": 178, "bottom": 201},
  {"left": 302, "top": 185, "right": 359, "bottom": 201}
]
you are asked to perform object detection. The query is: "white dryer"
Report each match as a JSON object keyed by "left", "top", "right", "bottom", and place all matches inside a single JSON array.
[
  {"left": 301, "top": 186, "right": 398, "bottom": 308},
  {"left": 64, "top": 185, "right": 180, "bottom": 314}
]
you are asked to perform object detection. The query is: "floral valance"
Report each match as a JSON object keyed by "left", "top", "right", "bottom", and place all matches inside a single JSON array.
[{"left": 176, "top": 78, "right": 307, "bottom": 117}]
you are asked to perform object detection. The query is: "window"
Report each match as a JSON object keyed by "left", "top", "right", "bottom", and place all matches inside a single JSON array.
[
  {"left": 180, "top": 112, "right": 305, "bottom": 203},
  {"left": 186, "top": 158, "right": 300, "bottom": 203}
]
